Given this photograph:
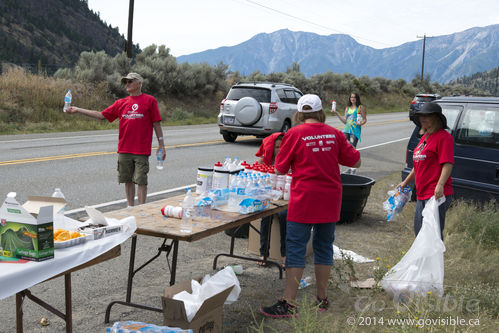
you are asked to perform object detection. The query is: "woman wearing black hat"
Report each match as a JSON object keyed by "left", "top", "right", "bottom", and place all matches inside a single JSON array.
[{"left": 398, "top": 102, "right": 454, "bottom": 240}]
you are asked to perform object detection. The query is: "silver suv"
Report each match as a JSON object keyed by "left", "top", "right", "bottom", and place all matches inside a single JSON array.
[{"left": 218, "top": 82, "right": 303, "bottom": 142}]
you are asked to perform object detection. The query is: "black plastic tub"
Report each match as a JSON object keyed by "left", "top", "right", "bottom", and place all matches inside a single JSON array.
[{"left": 339, "top": 174, "right": 376, "bottom": 223}]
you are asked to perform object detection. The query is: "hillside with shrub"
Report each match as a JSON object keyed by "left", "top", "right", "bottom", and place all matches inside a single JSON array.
[
  {"left": 0, "top": 0, "right": 139, "bottom": 73},
  {"left": 0, "top": 45, "right": 491, "bottom": 135},
  {"left": 449, "top": 66, "right": 499, "bottom": 96}
]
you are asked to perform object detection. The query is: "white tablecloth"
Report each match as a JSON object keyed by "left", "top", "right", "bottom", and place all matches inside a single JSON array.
[{"left": 0, "top": 216, "right": 136, "bottom": 300}]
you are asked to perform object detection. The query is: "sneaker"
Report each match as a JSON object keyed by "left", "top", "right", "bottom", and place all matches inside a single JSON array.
[
  {"left": 314, "top": 296, "right": 329, "bottom": 312},
  {"left": 349, "top": 168, "right": 357, "bottom": 175},
  {"left": 260, "top": 299, "right": 297, "bottom": 318}
]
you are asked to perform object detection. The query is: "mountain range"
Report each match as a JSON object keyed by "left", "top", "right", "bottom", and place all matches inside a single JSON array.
[{"left": 177, "top": 24, "right": 499, "bottom": 83}]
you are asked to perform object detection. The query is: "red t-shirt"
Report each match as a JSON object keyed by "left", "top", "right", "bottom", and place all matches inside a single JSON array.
[
  {"left": 102, "top": 94, "right": 161, "bottom": 155},
  {"left": 275, "top": 123, "right": 360, "bottom": 223},
  {"left": 413, "top": 129, "right": 454, "bottom": 200},
  {"left": 255, "top": 132, "right": 284, "bottom": 165}
]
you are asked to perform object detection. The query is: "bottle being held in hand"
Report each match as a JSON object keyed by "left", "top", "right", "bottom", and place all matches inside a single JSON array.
[
  {"left": 357, "top": 113, "right": 363, "bottom": 126},
  {"left": 63, "top": 89, "right": 72, "bottom": 112},
  {"left": 156, "top": 148, "right": 164, "bottom": 170},
  {"left": 331, "top": 100, "right": 336, "bottom": 112}
]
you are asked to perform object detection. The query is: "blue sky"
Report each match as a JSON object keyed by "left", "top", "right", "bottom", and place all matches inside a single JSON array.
[{"left": 87, "top": 0, "right": 499, "bottom": 57}]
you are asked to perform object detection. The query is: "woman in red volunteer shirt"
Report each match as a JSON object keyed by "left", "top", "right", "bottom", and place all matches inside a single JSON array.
[
  {"left": 260, "top": 94, "right": 360, "bottom": 318},
  {"left": 255, "top": 132, "right": 287, "bottom": 268},
  {"left": 398, "top": 102, "right": 454, "bottom": 240}
]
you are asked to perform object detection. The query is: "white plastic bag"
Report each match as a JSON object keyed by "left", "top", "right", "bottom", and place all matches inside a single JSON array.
[
  {"left": 381, "top": 196, "right": 445, "bottom": 299},
  {"left": 173, "top": 267, "right": 241, "bottom": 322}
]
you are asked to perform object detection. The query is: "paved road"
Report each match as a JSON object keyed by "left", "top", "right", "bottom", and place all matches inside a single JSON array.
[{"left": 0, "top": 112, "right": 413, "bottom": 210}]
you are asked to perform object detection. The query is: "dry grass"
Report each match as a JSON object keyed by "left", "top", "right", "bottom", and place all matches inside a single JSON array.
[
  {"left": 0, "top": 67, "right": 222, "bottom": 133},
  {"left": 0, "top": 67, "right": 117, "bottom": 133}
]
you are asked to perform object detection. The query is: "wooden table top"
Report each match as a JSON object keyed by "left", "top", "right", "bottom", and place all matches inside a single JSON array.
[{"left": 105, "top": 194, "right": 288, "bottom": 242}]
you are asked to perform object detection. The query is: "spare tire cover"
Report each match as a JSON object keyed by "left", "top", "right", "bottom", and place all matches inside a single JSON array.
[{"left": 234, "top": 97, "right": 262, "bottom": 125}]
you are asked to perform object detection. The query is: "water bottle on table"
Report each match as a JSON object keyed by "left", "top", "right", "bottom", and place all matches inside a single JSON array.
[
  {"left": 180, "top": 188, "right": 194, "bottom": 233},
  {"left": 63, "top": 89, "right": 72, "bottom": 112},
  {"left": 51, "top": 188, "right": 66, "bottom": 225}
]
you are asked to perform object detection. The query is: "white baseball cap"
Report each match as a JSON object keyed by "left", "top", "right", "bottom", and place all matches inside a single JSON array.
[{"left": 297, "top": 94, "right": 323, "bottom": 113}]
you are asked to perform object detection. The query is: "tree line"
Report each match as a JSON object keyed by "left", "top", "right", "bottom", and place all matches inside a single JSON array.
[{"left": 53, "top": 45, "right": 489, "bottom": 102}]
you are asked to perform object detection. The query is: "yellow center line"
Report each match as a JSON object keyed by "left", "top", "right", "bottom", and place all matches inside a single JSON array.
[
  {"left": 0, "top": 140, "right": 228, "bottom": 166},
  {"left": 0, "top": 119, "right": 407, "bottom": 166}
]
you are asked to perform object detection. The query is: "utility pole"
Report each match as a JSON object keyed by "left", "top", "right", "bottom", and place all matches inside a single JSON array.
[
  {"left": 125, "top": 0, "right": 135, "bottom": 58},
  {"left": 495, "top": 67, "right": 498, "bottom": 96},
  {"left": 416, "top": 34, "right": 433, "bottom": 84}
]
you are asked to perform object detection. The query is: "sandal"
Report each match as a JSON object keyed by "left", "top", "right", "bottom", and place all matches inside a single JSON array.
[{"left": 257, "top": 256, "right": 268, "bottom": 267}]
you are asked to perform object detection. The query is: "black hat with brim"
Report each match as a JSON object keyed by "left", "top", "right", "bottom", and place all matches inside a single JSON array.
[{"left": 415, "top": 102, "right": 448, "bottom": 129}]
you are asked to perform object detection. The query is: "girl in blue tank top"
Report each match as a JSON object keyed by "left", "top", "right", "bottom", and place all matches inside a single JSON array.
[{"left": 332, "top": 92, "right": 367, "bottom": 148}]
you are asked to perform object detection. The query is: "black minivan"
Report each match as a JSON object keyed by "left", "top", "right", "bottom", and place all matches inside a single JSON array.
[{"left": 402, "top": 96, "right": 499, "bottom": 202}]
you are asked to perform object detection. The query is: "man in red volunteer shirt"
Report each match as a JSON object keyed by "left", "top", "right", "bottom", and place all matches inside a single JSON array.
[
  {"left": 66, "top": 73, "right": 165, "bottom": 207},
  {"left": 260, "top": 94, "right": 360, "bottom": 318}
]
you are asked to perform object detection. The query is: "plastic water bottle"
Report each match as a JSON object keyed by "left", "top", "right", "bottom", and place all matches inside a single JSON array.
[
  {"left": 52, "top": 188, "right": 65, "bottom": 199},
  {"left": 51, "top": 188, "right": 66, "bottom": 225},
  {"left": 283, "top": 175, "right": 292, "bottom": 201},
  {"left": 63, "top": 89, "right": 72, "bottom": 112},
  {"left": 264, "top": 175, "right": 272, "bottom": 196},
  {"left": 228, "top": 176, "right": 238, "bottom": 210},
  {"left": 357, "top": 113, "right": 363, "bottom": 125},
  {"left": 276, "top": 174, "right": 285, "bottom": 198},
  {"left": 236, "top": 175, "right": 246, "bottom": 203},
  {"left": 228, "top": 158, "right": 239, "bottom": 183},
  {"left": 331, "top": 100, "right": 336, "bottom": 112},
  {"left": 298, "top": 276, "right": 312, "bottom": 289},
  {"left": 180, "top": 189, "right": 194, "bottom": 233},
  {"left": 223, "top": 156, "right": 232, "bottom": 170},
  {"left": 156, "top": 148, "right": 164, "bottom": 170},
  {"left": 226, "top": 264, "right": 243, "bottom": 275}
]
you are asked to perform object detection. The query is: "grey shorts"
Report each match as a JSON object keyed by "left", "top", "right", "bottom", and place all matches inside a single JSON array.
[{"left": 117, "top": 153, "right": 149, "bottom": 185}]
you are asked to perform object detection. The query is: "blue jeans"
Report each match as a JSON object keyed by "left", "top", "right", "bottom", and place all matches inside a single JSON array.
[
  {"left": 414, "top": 196, "right": 452, "bottom": 240},
  {"left": 259, "top": 210, "right": 287, "bottom": 257},
  {"left": 285, "top": 221, "right": 336, "bottom": 268}
]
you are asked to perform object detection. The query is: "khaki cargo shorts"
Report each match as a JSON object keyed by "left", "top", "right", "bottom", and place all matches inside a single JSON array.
[{"left": 117, "top": 153, "right": 149, "bottom": 185}]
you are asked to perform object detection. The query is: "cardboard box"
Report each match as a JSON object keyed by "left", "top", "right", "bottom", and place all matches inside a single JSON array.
[
  {"left": 248, "top": 215, "right": 313, "bottom": 260},
  {"left": 162, "top": 277, "right": 234, "bottom": 333},
  {"left": 0, "top": 193, "right": 57, "bottom": 261},
  {"left": 22, "top": 195, "right": 66, "bottom": 217},
  {"left": 81, "top": 225, "right": 123, "bottom": 240}
]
